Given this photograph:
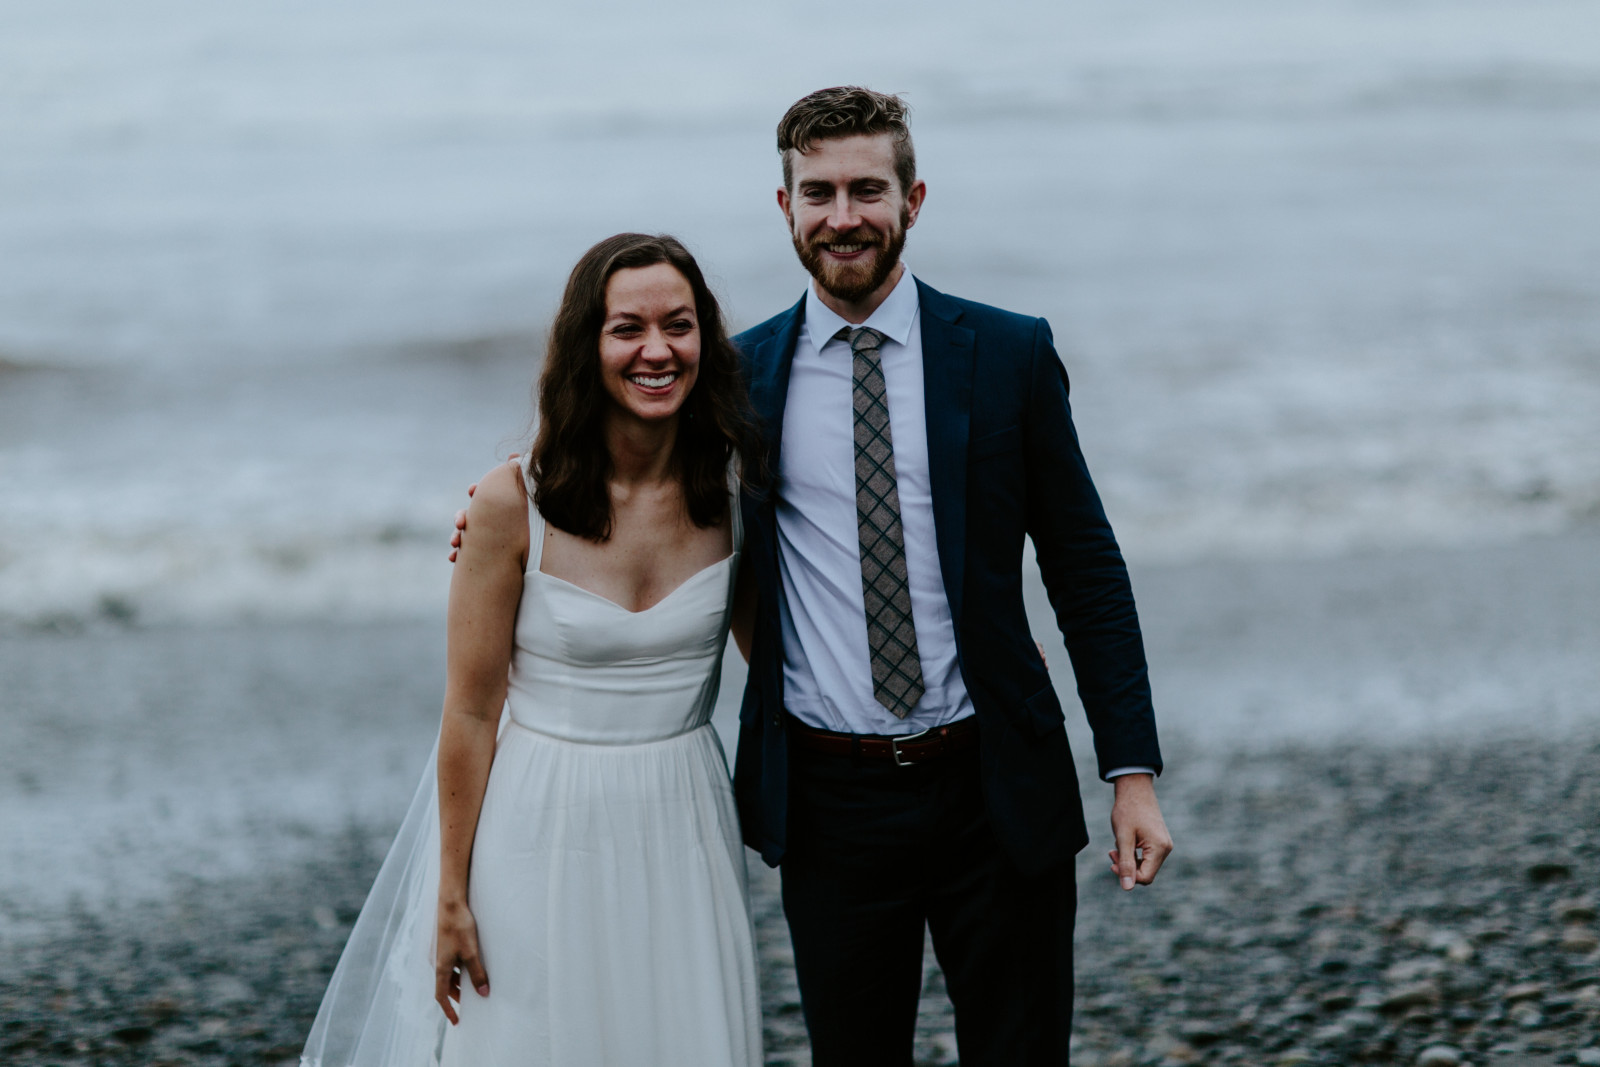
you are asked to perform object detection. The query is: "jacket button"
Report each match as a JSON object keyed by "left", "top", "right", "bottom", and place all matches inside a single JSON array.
[{"left": 772, "top": 713, "right": 782, "bottom": 727}]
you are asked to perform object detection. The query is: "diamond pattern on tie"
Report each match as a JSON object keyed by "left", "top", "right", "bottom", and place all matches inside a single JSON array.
[{"left": 840, "top": 325, "right": 925, "bottom": 717}]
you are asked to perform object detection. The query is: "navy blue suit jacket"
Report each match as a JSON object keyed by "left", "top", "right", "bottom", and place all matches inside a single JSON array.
[{"left": 732, "top": 278, "right": 1162, "bottom": 876}]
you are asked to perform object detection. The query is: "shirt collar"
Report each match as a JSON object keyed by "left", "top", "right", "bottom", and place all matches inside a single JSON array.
[{"left": 803, "top": 266, "right": 920, "bottom": 352}]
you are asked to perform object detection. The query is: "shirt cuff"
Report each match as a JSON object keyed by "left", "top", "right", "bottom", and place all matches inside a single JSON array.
[{"left": 1105, "top": 765, "right": 1156, "bottom": 780}]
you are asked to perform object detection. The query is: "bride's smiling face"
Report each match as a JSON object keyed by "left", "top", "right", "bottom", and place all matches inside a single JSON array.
[{"left": 598, "top": 264, "right": 701, "bottom": 426}]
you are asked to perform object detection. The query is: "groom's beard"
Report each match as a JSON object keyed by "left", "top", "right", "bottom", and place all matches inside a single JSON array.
[{"left": 792, "top": 209, "right": 909, "bottom": 305}]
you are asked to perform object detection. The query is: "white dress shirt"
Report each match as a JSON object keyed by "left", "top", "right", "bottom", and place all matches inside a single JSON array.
[
  {"left": 774, "top": 270, "right": 1152, "bottom": 777},
  {"left": 776, "top": 269, "right": 971, "bottom": 736}
]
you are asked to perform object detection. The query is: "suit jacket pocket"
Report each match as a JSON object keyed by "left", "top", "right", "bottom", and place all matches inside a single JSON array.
[
  {"left": 1020, "top": 684, "right": 1067, "bottom": 738},
  {"left": 971, "top": 423, "right": 1022, "bottom": 461}
]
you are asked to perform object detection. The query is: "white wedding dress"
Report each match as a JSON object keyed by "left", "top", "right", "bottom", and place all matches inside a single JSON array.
[{"left": 302, "top": 465, "right": 761, "bottom": 1067}]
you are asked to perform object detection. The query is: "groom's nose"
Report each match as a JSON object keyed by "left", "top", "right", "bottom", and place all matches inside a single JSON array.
[{"left": 826, "top": 192, "right": 862, "bottom": 232}]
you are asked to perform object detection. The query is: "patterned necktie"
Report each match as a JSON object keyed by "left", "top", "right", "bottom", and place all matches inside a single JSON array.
[{"left": 841, "top": 325, "right": 925, "bottom": 718}]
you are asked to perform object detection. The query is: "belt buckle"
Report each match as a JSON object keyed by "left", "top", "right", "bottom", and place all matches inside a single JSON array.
[{"left": 890, "top": 727, "right": 933, "bottom": 767}]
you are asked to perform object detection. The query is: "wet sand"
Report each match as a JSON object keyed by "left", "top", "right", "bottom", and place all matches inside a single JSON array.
[{"left": 2, "top": 530, "right": 1597, "bottom": 1064}]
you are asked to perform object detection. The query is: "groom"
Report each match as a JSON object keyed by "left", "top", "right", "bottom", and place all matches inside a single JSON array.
[{"left": 731, "top": 86, "right": 1171, "bottom": 1066}]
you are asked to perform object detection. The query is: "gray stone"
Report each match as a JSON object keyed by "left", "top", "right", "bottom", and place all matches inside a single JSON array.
[
  {"left": 1159, "top": 1040, "right": 1200, "bottom": 1065},
  {"left": 917, "top": 1030, "right": 959, "bottom": 1066},
  {"left": 1387, "top": 957, "right": 1445, "bottom": 982},
  {"left": 1416, "top": 1046, "right": 1463, "bottom": 1067},
  {"left": 1511, "top": 1004, "right": 1543, "bottom": 1029},
  {"left": 203, "top": 974, "right": 252, "bottom": 1004},
  {"left": 1526, "top": 861, "right": 1573, "bottom": 883},
  {"left": 1177, "top": 1020, "right": 1226, "bottom": 1047},
  {"left": 1381, "top": 983, "right": 1440, "bottom": 1013},
  {"left": 1426, "top": 929, "right": 1472, "bottom": 960},
  {"left": 1344, "top": 1009, "right": 1382, "bottom": 1033},
  {"left": 1561, "top": 928, "right": 1599, "bottom": 952},
  {"left": 1311, "top": 1022, "right": 1348, "bottom": 1045},
  {"left": 1573, "top": 1049, "right": 1600, "bottom": 1067}
]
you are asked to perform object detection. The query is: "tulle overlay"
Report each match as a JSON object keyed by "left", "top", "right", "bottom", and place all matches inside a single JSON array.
[
  {"left": 302, "top": 463, "right": 760, "bottom": 1066},
  {"left": 300, "top": 738, "right": 449, "bottom": 1067}
]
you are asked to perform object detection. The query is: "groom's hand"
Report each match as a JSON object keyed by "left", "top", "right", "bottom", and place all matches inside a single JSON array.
[
  {"left": 1108, "top": 773, "right": 1172, "bottom": 891},
  {"left": 447, "top": 490, "right": 474, "bottom": 562},
  {"left": 449, "top": 455, "right": 519, "bottom": 562}
]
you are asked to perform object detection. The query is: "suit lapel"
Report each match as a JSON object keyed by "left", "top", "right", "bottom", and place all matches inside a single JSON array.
[
  {"left": 916, "top": 280, "right": 976, "bottom": 630},
  {"left": 747, "top": 295, "right": 807, "bottom": 476}
]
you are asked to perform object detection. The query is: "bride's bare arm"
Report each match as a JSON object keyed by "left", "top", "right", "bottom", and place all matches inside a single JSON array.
[{"left": 435, "top": 461, "right": 527, "bottom": 1025}]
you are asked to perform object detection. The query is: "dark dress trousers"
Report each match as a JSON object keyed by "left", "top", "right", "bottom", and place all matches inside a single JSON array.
[{"left": 731, "top": 279, "right": 1163, "bottom": 1065}]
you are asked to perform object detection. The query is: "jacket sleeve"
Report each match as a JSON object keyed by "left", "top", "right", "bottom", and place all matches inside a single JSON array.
[{"left": 1022, "top": 317, "right": 1163, "bottom": 779}]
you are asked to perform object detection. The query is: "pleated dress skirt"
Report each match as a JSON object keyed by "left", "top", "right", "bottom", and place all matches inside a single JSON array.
[{"left": 441, "top": 716, "right": 759, "bottom": 1067}]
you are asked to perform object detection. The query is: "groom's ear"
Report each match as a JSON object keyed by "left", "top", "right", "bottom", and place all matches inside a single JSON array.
[
  {"left": 903, "top": 179, "right": 927, "bottom": 230},
  {"left": 776, "top": 186, "right": 793, "bottom": 228}
]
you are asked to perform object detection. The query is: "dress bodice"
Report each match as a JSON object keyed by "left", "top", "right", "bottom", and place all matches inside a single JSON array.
[{"left": 505, "top": 467, "right": 742, "bottom": 745}]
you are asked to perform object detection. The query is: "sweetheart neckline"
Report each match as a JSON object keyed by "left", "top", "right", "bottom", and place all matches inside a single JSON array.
[{"left": 534, "top": 553, "right": 734, "bottom": 616}]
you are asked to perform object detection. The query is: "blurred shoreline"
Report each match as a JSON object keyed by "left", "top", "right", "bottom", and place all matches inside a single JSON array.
[{"left": 4, "top": 527, "right": 1597, "bottom": 936}]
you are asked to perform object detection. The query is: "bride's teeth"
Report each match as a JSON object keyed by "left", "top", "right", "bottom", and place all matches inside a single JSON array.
[{"left": 631, "top": 373, "right": 676, "bottom": 388}]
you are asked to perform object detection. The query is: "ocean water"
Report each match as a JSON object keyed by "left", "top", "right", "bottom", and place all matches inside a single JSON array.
[{"left": 3, "top": 0, "right": 1599, "bottom": 627}]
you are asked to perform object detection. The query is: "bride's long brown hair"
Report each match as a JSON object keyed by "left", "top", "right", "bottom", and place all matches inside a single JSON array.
[{"left": 530, "top": 233, "right": 761, "bottom": 542}]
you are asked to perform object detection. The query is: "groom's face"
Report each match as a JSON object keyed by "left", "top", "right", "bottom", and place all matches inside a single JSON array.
[{"left": 779, "top": 134, "right": 926, "bottom": 304}]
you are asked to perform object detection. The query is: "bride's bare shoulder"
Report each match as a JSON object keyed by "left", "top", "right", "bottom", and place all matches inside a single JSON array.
[{"left": 462, "top": 459, "right": 528, "bottom": 542}]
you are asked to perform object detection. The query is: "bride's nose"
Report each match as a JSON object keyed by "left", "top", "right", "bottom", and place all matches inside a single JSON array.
[{"left": 639, "top": 329, "right": 673, "bottom": 362}]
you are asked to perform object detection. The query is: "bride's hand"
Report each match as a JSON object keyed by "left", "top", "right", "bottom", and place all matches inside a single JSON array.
[{"left": 434, "top": 898, "right": 489, "bottom": 1025}]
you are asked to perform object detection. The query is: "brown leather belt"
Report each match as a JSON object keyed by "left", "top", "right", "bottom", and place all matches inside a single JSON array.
[{"left": 785, "top": 714, "right": 979, "bottom": 767}]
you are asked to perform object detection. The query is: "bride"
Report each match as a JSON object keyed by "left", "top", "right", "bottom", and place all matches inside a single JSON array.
[{"left": 302, "top": 233, "right": 764, "bottom": 1066}]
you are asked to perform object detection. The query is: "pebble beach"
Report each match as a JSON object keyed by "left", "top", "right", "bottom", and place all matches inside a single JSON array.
[{"left": 5, "top": 726, "right": 1597, "bottom": 1066}]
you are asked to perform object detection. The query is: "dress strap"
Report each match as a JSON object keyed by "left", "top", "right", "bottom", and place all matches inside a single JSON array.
[
  {"left": 521, "top": 453, "right": 546, "bottom": 574},
  {"left": 728, "top": 463, "right": 744, "bottom": 556}
]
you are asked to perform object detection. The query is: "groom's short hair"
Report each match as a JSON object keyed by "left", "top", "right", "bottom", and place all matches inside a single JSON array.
[{"left": 777, "top": 87, "right": 916, "bottom": 195}]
